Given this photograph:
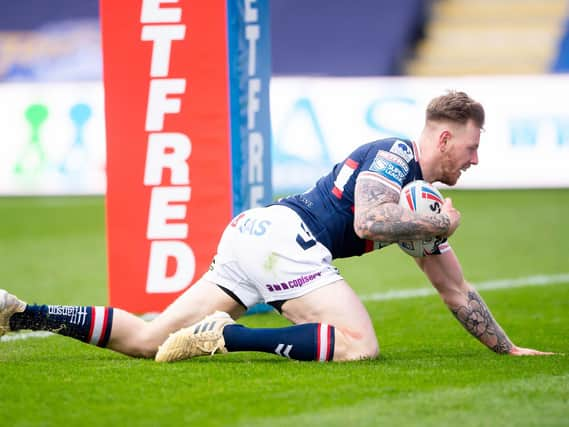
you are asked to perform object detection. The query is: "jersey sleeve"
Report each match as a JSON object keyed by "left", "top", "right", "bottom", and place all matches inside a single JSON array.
[{"left": 357, "top": 140, "right": 415, "bottom": 194}]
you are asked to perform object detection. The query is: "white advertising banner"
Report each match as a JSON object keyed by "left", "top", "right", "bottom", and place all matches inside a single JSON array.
[
  {"left": 0, "top": 82, "right": 106, "bottom": 195},
  {"left": 1, "top": 75, "right": 569, "bottom": 195},
  {"left": 271, "top": 75, "right": 569, "bottom": 193}
]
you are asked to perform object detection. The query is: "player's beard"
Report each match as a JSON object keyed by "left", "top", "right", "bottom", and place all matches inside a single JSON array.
[{"left": 439, "top": 153, "right": 461, "bottom": 186}]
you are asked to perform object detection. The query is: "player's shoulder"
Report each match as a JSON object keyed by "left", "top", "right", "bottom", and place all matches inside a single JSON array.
[
  {"left": 352, "top": 138, "right": 416, "bottom": 170},
  {"left": 355, "top": 138, "right": 422, "bottom": 192},
  {"left": 351, "top": 138, "right": 414, "bottom": 161},
  {"left": 376, "top": 138, "right": 415, "bottom": 162}
]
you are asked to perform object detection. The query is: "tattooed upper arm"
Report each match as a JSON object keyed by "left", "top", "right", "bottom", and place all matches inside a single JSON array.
[
  {"left": 354, "top": 175, "right": 399, "bottom": 209},
  {"left": 353, "top": 176, "right": 450, "bottom": 242},
  {"left": 353, "top": 176, "right": 402, "bottom": 242}
]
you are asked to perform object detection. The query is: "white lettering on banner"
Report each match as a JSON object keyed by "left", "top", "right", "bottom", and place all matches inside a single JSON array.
[
  {"left": 248, "top": 131, "right": 263, "bottom": 182},
  {"left": 245, "top": 0, "right": 264, "bottom": 207},
  {"left": 141, "top": 0, "right": 195, "bottom": 293},
  {"left": 141, "top": 25, "right": 186, "bottom": 77},
  {"left": 144, "top": 133, "right": 191, "bottom": 185},
  {"left": 247, "top": 78, "right": 260, "bottom": 130},
  {"left": 146, "top": 241, "right": 195, "bottom": 293},
  {"left": 244, "top": 0, "right": 258, "bottom": 22},
  {"left": 245, "top": 25, "right": 259, "bottom": 76},
  {"left": 147, "top": 186, "right": 191, "bottom": 239},
  {"left": 145, "top": 79, "right": 186, "bottom": 131}
]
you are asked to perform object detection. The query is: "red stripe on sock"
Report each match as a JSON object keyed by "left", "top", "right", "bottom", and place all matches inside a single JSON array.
[
  {"left": 325, "top": 325, "right": 332, "bottom": 361},
  {"left": 316, "top": 323, "right": 322, "bottom": 359},
  {"left": 87, "top": 306, "right": 96, "bottom": 342}
]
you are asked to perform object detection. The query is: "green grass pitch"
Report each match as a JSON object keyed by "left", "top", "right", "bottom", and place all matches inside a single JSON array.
[{"left": 1, "top": 189, "right": 568, "bottom": 426}]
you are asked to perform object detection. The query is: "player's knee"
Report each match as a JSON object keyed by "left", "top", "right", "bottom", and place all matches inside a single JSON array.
[
  {"left": 351, "top": 339, "right": 380, "bottom": 361},
  {"left": 335, "top": 332, "right": 380, "bottom": 361}
]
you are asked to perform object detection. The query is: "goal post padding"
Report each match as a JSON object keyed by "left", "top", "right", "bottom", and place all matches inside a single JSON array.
[{"left": 100, "top": 0, "right": 272, "bottom": 312}]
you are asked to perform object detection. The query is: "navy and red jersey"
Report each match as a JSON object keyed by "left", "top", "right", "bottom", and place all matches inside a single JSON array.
[{"left": 276, "top": 138, "right": 423, "bottom": 259}]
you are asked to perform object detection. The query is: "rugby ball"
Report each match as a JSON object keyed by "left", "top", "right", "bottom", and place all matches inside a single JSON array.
[{"left": 398, "top": 180, "right": 446, "bottom": 257}]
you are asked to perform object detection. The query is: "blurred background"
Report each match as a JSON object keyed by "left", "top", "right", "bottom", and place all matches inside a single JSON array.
[{"left": 1, "top": 0, "right": 569, "bottom": 196}]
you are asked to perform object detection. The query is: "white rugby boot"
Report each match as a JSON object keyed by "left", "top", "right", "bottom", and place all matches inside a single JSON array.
[
  {"left": 0, "top": 290, "right": 27, "bottom": 336},
  {"left": 155, "top": 311, "right": 235, "bottom": 362}
]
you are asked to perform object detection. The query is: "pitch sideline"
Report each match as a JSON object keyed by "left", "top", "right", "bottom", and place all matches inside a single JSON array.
[{"left": 2, "top": 273, "right": 568, "bottom": 343}]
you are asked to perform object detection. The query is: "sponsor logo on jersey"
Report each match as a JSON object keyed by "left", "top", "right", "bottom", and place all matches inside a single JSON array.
[
  {"left": 389, "top": 140, "right": 414, "bottom": 163},
  {"left": 383, "top": 163, "right": 405, "bottom": 183},
  {"left": 370, "top": 156, "right": 388, "bottom": 172},
  {"left": 374, "top": 150, "right": 410, "bottom": 173},
  {"left": 369, "top": 152, "right": 407, "bottom": 187}
]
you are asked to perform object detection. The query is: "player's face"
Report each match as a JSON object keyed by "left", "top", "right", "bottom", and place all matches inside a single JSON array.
[{"left": 440, "top": 120, "right": 481, "bottom": 186}]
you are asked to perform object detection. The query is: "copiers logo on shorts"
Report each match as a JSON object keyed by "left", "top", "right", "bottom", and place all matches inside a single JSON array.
[{"left": 265, "top": 272, "right": 322, "bottom": 292}]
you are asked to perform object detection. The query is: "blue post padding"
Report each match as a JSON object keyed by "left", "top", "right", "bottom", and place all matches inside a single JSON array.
[
  {"left": 551, "top": 20, "right": 569, "bottom": 72},
  {"left": 226, "top": 0, "right": 273, "bottom": 315},
  {"left": 227, "top": 0, "right": 273, "bottom": 215}
]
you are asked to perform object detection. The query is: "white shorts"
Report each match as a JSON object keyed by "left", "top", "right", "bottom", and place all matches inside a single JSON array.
[{"left": 203, "top": 205, "right": 343, "bottom": 308}]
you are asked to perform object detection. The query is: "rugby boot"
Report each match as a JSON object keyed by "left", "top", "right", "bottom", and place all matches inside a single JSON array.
[
  {"left": 155, "top": 311, "right": 235, "bottom": 362},
  {"left": 0, "top": 290, "right": 26, "bottom": 336}
]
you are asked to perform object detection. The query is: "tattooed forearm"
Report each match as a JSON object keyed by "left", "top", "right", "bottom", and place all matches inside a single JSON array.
[
  {"left": 354, "top": 178, "right": 450, "bottom": 242},
  {"left": 450, "top": 290, "right": 513, "bottom": 354},
  {"left": 365, "top": 204, "right": 450, "bottom": 242}
]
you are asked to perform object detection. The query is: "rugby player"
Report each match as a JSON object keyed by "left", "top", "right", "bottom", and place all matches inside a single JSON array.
[{"left": 0, "top": 91, "right": 553, "bottom": 361}]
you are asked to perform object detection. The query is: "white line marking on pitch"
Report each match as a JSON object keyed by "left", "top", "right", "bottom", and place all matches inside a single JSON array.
[
  {"left": 2, "top": 273, "right": 568, "bottom": 343},
  {"left": 0, "top": 331, "right": 53, "bottom": 342},
  {"left": 361, "top": 273, "right": 569, "bottom": 302}
]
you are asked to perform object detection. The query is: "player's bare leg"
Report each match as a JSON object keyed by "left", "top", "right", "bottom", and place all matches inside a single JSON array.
[
  {"left": 156, "top": 279, "right": 379, "bottom": 362},
  {"left": 280, "top": 279, "right": 379, "bottom": 361},
  {"left": 108, "top": 278, "right": 246, "bottom": 357},
  {"left": 1, "top": 279, "right": 245, "bottom": 359}
]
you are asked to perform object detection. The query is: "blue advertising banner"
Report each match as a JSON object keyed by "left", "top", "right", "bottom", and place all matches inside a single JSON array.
[{"left": 227, "top": 0, "right": 272, "bottom": 215}]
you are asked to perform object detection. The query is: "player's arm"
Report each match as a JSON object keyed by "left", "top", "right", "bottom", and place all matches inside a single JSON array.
[
  {"left": 416, "top": 249, "right": 554, "bottom": 356},
  {"left": 353, "top": 176, "right": 456, "bottom": 243}
]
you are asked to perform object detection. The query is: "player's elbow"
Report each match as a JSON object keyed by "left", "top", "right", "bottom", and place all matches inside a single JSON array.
[
  {"left": 353, "top": 212, "right": 369, "bottom": 239},
  {"left": 353, "top": 224, "right": 371, "bottom": 240}
]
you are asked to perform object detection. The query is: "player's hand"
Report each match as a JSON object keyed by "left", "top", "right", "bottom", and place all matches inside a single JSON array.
[
  {"left": 509, "top": 346, "right": 557, "bottom": 356},
  {"left": 441, "top": 197, "right": 461, "bottom": 238}
]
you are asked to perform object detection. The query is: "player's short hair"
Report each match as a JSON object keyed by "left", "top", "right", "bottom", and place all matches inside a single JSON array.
[{"left": 426, "top": 91, "right": 485, "bottom": 129}]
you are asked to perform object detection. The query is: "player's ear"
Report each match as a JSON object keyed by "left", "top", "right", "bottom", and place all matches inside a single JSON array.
[{"left": 439, "top": 130, "right": 451, "bottom": 152}]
